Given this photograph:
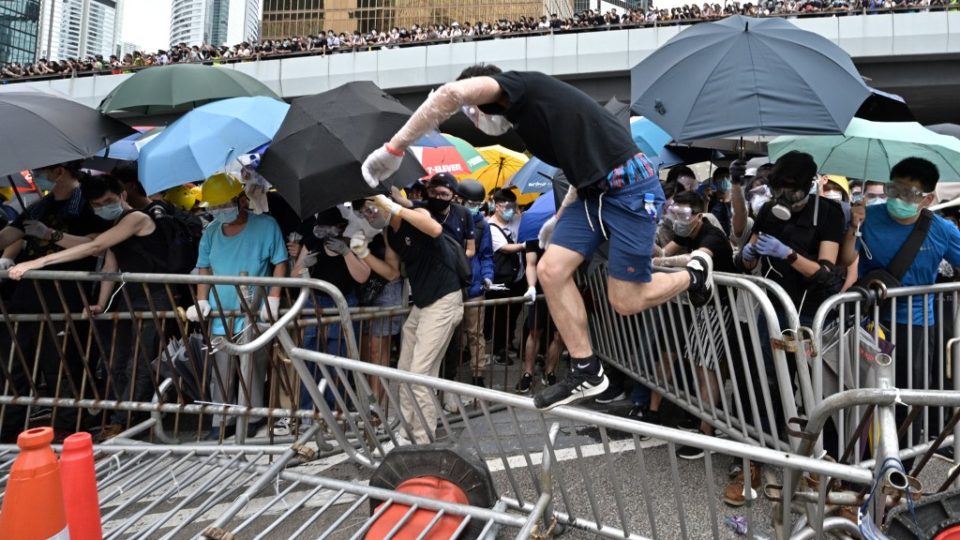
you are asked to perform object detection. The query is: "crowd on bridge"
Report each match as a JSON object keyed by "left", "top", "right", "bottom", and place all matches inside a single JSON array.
[{"left": 0, "top": 0, "right": 950, "bottom": 82}]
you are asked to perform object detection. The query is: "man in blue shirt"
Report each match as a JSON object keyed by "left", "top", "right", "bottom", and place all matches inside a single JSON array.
[
  {"left": 186, "top": 173, "right": 289, "bottom": 439},
  {"left": 840, "top": 157, "right": 960, "bottom": 408}
]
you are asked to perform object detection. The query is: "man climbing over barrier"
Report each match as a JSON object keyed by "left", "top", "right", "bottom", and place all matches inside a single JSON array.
[{"left": 361, "top": 65, "right": 715, "bottom": 410}]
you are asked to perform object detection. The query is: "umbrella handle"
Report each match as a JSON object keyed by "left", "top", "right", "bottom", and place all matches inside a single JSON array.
[{"left": 7, "top": 175, "right": 26, "bottom": 211}]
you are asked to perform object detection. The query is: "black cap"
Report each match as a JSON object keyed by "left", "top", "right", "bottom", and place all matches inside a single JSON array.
[{"left": 427, "top": 172, "right": 457, "bottom": 191}]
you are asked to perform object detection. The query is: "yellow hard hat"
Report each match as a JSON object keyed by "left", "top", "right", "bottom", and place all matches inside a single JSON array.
[
  {"left": 163, "top": 184, "right": 200, "bottom": 211},
  {"left": 824, "top": 175, "right": 850, "bottom": 199},
  {"left": 0, "top": 186, "right": 13, "bottom": 203},
  {"left": 200, "top": 173, "right": 244, "bottom": 207}
]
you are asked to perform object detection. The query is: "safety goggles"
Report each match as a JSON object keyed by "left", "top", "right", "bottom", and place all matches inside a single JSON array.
[
  {"left": 666, "top": 205, "right": 695, "bottom": 223},
  {"left": 883, "top": 183, "right": 929, "bottom": 204}
]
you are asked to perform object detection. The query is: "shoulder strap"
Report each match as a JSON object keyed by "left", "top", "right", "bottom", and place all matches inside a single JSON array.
[{"left": 886, "top": 209, "right": 933, "bottom": 281}]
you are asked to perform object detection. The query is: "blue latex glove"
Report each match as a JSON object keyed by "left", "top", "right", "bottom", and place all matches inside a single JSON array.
[
  {"left": 740, "top": 242, "right": 758, "bottom": 262},
  {"left": 756, "top": 234, "right": 792, "bottom": 260}
]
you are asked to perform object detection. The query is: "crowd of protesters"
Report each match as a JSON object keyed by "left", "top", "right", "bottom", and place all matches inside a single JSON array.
[{"left": 1, "top": 0, "right": 949, "bottom": 81}]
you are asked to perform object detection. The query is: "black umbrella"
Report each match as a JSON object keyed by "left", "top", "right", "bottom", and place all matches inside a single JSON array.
[
  {"left": 259, "top": 81, "right": 427, "bottom": 218},
  {"left": 0, "top": 92, "right": 135, "bottom": 178},
  {"left": 927, "top": 123, "right": 960, "bottom": 140},
  {"left": 855, "top": 88, "right": 915, "bottom": 123},
  {"left": 603, "top": 97, "right": 631, "bottom": 127}
]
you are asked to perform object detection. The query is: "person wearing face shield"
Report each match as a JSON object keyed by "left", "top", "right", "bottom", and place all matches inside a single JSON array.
[
  {"left": 291, "top": 207, "right": 370, "bottom": 419},
  {"left": 486, "top": 189, "right": 526, "bottom": 367},
  {"left": 7, "top": 175, "right": 181, "bottom": 440},
  {"left": 649, "top": 191, "right": 736, "bottom": 460},
  {"left": 839, "top": 158, "right": 960, "bottom": 451},
  {"left": 352, "top": 193, "right": 464, "bottom": 444},
  {"left": 361, "top": 64, "right": 715, "bottom": 411},
  {"left": 189, "top": 173, "right": 289, "bottom": 439},
  {"left": 0, "top": 161, "right": 113, "bottom": 443}
]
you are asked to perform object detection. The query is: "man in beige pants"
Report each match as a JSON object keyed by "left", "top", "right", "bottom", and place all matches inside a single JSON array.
[{"left": 354, "top": 194, "right": 464, "bottom": 444}]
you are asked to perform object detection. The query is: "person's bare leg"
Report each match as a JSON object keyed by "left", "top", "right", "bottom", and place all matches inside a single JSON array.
[
  {"left": 538, "top": 245, "right": 590, "bottom": 358},
  {"left": 606, "top": 273, "right": 690, "bottom": 316},
  {"left": 697, "top": 366, "right": 720, "bottom": 436},
  {"left": 545, "top": 332, "right": 563, "bottom": 377},
  {"left": 523, "top": 328, "right": 542, "bottom": 377}
]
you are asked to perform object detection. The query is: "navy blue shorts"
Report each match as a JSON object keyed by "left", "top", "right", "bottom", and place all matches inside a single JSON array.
[{"left": 551, "top": 154, "right": 663, "bottom": 282}]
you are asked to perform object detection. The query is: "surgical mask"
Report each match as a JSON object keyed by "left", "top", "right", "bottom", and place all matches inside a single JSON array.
[
  {"left": 33, "top": 173, "right": 55, "bottom": 192},
  {"left": 501, "top": 208, "right": 515, "bottom": 221},
  {"left": 94, "top": 202, "right": 124, "bottom": 221},
  {"left": 887, "top": 198, "right": 919, "bottom": 220},
  {"left": 462, "top": 105, "right": 512, "bottom": 136},
  {"left": 210, "top": 207, "right": 240, "bottom": 224},
  {"left": 313, "top": 224, "right": 341, "bottom": 239},
  {"left": 672, "top": 219, "right": 695, "bottom": 238},
  {"left": 866, "top": 195, "right": 887, "bottom": 206},
  {"left": 720, "top": 179, "right": 732, "bottom": 192},
  {"left": 367, "top": 214, "right": 390, "bottom": 229},
  {"left": 750, "top": 195, "right": 770, "bottom": 216},
  {"left": 465, "top": 203, "right": 482, "bottom": 215},
  {"left": 426, "top": 197, "right": 451, "bottom": 214},
  {"left": 822, "top": 191, "right": 843, "bottom": 202}
]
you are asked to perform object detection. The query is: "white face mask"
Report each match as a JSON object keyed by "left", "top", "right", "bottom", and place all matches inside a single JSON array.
[
  {"left": 822, "top": 191, "right": 843, "bottom": 202},
  {"left": 462, "top": 105, "right": 512, "bottom": 136}
]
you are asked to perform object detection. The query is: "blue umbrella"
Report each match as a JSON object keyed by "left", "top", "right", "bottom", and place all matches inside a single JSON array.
[
  {"left": 509, "top": 157, "right": 559, "bottom": 194},
  {"left": 518, "top": 190, "right": 557, "bottom": 242},
  {"left": 138, "top": 96, "right": 289, "bottom": 194},
  {"left": 631, "top": 116, "right": 673, "bottom": 158},
  {"left": 96, "top": 127, "right": 164, "bottom": 161}
]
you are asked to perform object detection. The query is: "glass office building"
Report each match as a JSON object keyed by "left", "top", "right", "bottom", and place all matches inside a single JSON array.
[{"left": 0, "top": 0, "right": 42, "bottom": 64}]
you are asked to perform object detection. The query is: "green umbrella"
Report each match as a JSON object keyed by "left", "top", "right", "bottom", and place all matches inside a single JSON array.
[
  {"left": 441, "top": 133, "right": 488, "bottom": 174},
  {"left": 769, "top": 118, "right": 960, "bottom": 182},
  {"left": 98, "top": 64, "right": 281, "bottom": 116}
]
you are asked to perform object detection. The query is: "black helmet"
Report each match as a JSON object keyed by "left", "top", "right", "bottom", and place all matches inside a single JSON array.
[{"left": 457, "top": 179, "right": 485, "bottom": 202}]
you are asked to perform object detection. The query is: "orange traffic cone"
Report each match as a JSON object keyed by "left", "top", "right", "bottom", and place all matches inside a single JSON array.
[
  {"left": 60, "top": 432, "right": 102, "bottom": 540},
  {"left": 0, "top": 427, "right": 69, "bottom": 539}
]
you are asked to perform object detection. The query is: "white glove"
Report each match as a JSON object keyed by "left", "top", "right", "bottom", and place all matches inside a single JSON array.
[
  {"left": 0, "top": 258, "right": 13, "bottom": 271},
  {"left": 361, "top": 144, "right": 404, "bottom": 188},
  {"left": 259, "top": 296, "right": 281, "bottom": 321},
  {"left": 487, "top": 282, "right": 509, "bottom": 292},
  {"left": 371, "top": 194, "right": 402, "bottom": 216},
  {"left": 538, "top": 215, "right": 558, "bottom": 249},
  {"left": 186, "top": 299, "right": 211, "bottom": 322},
  {"left": 350, "top": 234, "right": 370, "bottom": 258},
  {"left": 523, "top": 286, "right": 537, "bottom": 304},
  {"left": 561, "top": 186, "right": 578, "bottom": 209},
  {"left": 302, "top": 251, "right": 319, "bottom": 268},
  {"left": 483, "top": 278, "right": 494, "bottom": 291},
  {"left": 244, "top": 176, "right": 270, "bottom": 215},
  {"left": 23, "top": 220, "right": 52, "bottom": 240}
]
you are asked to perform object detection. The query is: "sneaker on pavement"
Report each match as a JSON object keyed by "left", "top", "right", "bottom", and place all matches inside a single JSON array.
[
  {"left": 686, "top": 249, "right": 715, "bottom": 308},
  {"left": 594, "top": 386, "right": 628, "bottom": 404},
  {"left": 723, "top": 463, "right": 761, "bottom": 507},
  {"left": 541, "top": 372, "right": 557, "bottom": 387},
  {"left": 533, "top": 366, "right": 609, "bottom": 410},
  {"left": 676, "top": 414, "right": 700, "bottom": 432},
  {"left": 645, "top": 409, "right": 662, "bottom": 425},
  {"left": 271, "top": 417, "right": 292, "bottom": 437},
  {"left": 494, "top": 352, "right": 514, "bottom": 366},
  {"left": 515, "top": 372, "right": 534, "bottom": 394},
  {"left": 676, "top": 444, "right": 705, "bottom": 460}
]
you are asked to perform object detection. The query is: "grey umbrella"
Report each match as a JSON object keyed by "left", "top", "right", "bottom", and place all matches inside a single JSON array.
[{"left": 631, "top": 15, "right": 871, "bottom": 142}]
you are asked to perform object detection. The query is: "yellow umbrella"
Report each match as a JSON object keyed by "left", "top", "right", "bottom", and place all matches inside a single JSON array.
[{"left": 474, "top": 145, "right": 538, "bottom": 205}]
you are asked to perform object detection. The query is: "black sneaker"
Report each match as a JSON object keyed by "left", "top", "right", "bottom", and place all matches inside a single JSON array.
[
  {"left": 686, "top": 249, "right": 715, "bottom": 308},
  {"left": 935, "top": 444, "right": 955, "bottom": 462},
  {"left": 594, "top": 386, "right": 628, "bottom": 404},
  {"left": 676, "top": 444, "right": 705, "bottom": 460},
  {"left": 533, "top": 366, "right": 609, "bottom": 410},
  {"left": 494, "top": 352, "right": 514, "bottom": 366},
  {"left": 541, "top": 372, "right": 557, "bottom": 386},
  {"left": 677, "top": 414, "right": 700, "bottom": 432},
  {"left": 471, "top": 376, "right": 487, "bottom": 388},
  {"left": 627, "top": 404, "right": 646, "bottom": 419},
  {"left": 516, "top": 372, "right": 534, "bottom": 393},
  {"left": 645, "top": 409, "right": 662, "bottom": 425}
]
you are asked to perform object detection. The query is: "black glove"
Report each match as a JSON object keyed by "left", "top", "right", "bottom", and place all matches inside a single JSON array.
[{"left": 729, "top": 159, "right": 747, "bottom": 186}]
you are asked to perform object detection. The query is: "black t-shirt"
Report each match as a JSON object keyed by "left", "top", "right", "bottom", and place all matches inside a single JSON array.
[
  {"left": 296, "top": 218, "right": 360, "bottom": 296},
  {"left": 483, "top": 71, "right": 639, "bottom": 189},
  {"left": 12, "top": 188, "right": 111, "bottom": 271},
  {"left": 753, "top": 195, "right": 845, "bottom": 317},
  {"left": 267, "top": 191, "right": 303, "bottom": 240},
  {"left": 387, "top": 219, "right": 460, "bottom": 308},
  {"left": 432, "top": 204, "right": 475, "bottom": 248},
  {"left": 674, "top": 221, "right": 736, "bottom": 274}
]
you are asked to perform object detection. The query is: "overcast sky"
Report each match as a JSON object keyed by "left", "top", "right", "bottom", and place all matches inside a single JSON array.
[{"left": 121, "top": 0, "right": 171, "bottom": 52}]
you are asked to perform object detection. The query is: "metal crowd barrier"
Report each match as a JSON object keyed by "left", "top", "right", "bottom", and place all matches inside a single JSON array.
[
  {"left": 808, "top": 281, "right": 960, "bottom": 467},
  {"left": 583, "top": 264, "right": 808, "bottom": 452}
]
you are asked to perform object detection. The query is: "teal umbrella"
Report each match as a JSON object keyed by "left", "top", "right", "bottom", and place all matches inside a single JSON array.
[{"left": 769, "top": 119, "right": 960, "bottom": 182}]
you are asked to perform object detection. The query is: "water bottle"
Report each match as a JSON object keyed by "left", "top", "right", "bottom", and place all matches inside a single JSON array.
[{"left": 643, "top": 193, "right": 657, "bottom": 220}]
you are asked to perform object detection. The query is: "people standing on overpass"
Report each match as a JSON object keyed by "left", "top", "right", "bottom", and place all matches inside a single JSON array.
[{"left": 360, "top": 64, "right": 715, "bottom": 411}]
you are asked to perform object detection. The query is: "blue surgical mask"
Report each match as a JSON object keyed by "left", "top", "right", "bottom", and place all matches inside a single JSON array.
[
  {"left": 502, "top": 209, "right": 515, "bottom": 221},
  {"left": 720, "top": 179, "right": 732, "bottom": 191},
  {"left": 466, "top": 205, "right": 480, "bottom": 215},
  {"left": 94, "top": 202, "right": 124, "bottom": 221},
  {"left": 33, "top": 173, "right": 55, "bottom": 192},
  {"left": 211, "top": 207, "right": 240, "bottom": 224},
  {"left": 887, "top": 198, "right": 919, "bottom": 220}
]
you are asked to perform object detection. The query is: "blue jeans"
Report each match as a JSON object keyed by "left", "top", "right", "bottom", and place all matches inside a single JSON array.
[{"left": 300, "top": 294, "right": 358, "bottom": 411}]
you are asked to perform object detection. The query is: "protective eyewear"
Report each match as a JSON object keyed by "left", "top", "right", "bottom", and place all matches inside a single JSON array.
[
  {"left": 666, "top": 206, "right": 694, "bottom": 223},
  {"left": 883, "top": 183, "right": 929, "bottom": 204},
  {"left": 772, "top": 187, "right": 808, "bottom": 203}
]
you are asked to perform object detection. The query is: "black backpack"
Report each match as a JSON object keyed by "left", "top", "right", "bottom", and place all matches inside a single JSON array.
[
  {"left": 144, "top": 201, "right": 202, "bottom": 274},
  {"left": 439, "top": 234, "right": 473, "bottom": 289},
  {"left": 490, "top": 223, "right": 523, "bottom": 284}
]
